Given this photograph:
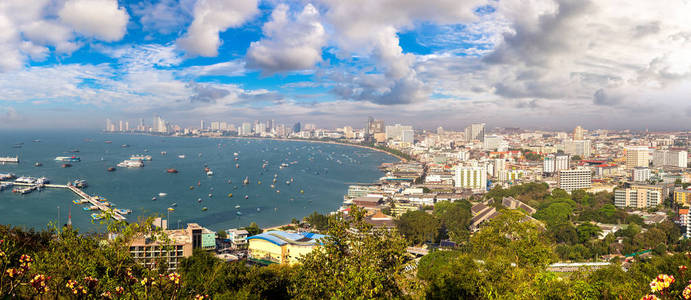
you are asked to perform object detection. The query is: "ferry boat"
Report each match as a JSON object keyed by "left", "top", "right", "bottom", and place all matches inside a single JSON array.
[
  {"left": 116, "top": 160, "right": 143, "bottom": 168},
  {"left": 55, "top": 156, "right": 80, "bottom": 162},
  {"left": 0, "top": 156, "right": 19, "bottom": 163},
  {"left": 130, "top": 155, "right": 152, "bottom": 161}
]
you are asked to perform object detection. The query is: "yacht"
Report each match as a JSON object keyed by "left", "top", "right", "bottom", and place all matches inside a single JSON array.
[{"left": 117, "top": 160, "right": 143, "bottom": 168}]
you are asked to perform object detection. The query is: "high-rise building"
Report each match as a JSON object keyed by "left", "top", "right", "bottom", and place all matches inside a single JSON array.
[
  {"left": 558, "top": 169, "right": 591, "bottom": 192},
  {"left": 493, "top": 159, "right": 505, "bottom": 178},
  {"left": 254, "top": 122, "right": 266, "bottom": 135},
  {"left": 401, "top": 129, "right": 414, "bottom": 144},
  {"left": 564, "top": 140, "right": 591, "bottom": 158},
  {"left": 292, "top": 122, "right": 301, "bottom": 133},
  {"left": 614, "top": 184, "right": 663, "bottom": 209},
  {"left": 464, "top": 123, "right": 485, "bottom": 142},
  {"left": 454, "top": 166, "right": 487, "bottom": 192},
  {"left": 543, "top": 154, "right": 570, "bottom": 174},
  {"left": 119, "top": 120, "right": 123, "bottom": 132},
  {"left": 240, "top": 122, "right": 252, "bottom": 136},
  {"left": 632, "top": 167, "right": 651, "bottom": 182},
  {"left": 626, "top": 146, "right": 649, "bottom": 169},
  {"left": 343, "top": 126, "right": 354, "bottom": 139},
  {"left": 200, "top": 120, "right": 205, "bottom": 130},
  {"left": 436, "top": 126, "right": 444, "bottom": 135},
  {"left": 211, "top": 122, "right": 220, "bottom": 130},
  {"left": 573, "top": 126, "right": 584, "bottom": 140},
  {"left": 125, "top": 121, "right": 129, "bottom": 132},
  {"left": 385, "top": 124, "right": 413, "bottom": 141},
  {"left": 653, "top": 150, "right": 688, "bottom": 168},
  {"left": 105, "top": 119, "right": 114, "bottom": 132},
  {"left": 483, "top": 135, "right": 506, "bottom": 151}
]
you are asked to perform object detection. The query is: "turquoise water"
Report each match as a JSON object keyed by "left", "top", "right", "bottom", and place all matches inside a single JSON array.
[{"left": 0, "top": 130, "right": 395, "bottom": 232}]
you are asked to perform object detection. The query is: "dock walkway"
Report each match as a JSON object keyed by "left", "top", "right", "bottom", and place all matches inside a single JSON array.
[{"left": 0, "top": 181, "right": 126, "bottom": 221}]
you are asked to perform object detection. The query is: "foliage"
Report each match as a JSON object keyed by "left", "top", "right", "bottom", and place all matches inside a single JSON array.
[
  {"left": 304, "top": 211, "right": 329, "bottom": 231},
  {"left": 395, "top": 210, "right": 441, "bottom": 245},
  {"left": 291, "top": 205, "right": 411, "bottom": 299},
  {"left": 433, "top": 200, "right": 472, "bottom": 244},
  {"left": 243, "top": 222, "right": 263, "bottom": 236}
]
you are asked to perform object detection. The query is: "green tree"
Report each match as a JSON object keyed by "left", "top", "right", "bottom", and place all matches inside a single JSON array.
[
  {"left": 433, "top": 200, "right": 472, "bottom": 243},
  {"left": 244, "top": 222, "right": 263, "bottom": 236},
  {"left": 396, "top": 210, "right": 441, "bottom": 245},
  {"left": 291, "top": 206, "right": 410, "bottom": 299},
  {"left": 305, "top": 211, "right": 329, "bottom": 231},
  {"left": 216, "top": 230, "right": 227, "bottom": 239},
  {"left": 576, "top": 223, "right": 602, "bottom": 243}
]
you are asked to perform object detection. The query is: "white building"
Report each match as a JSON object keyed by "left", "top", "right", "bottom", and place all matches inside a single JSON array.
[
  {"left": 385, "top": 124, "right": 413, "bottom": 142},
  {"left": 653, "top": 150, "right": 688, "bottom": 168},
  {"left": 632, "top": 167, "right": 651, "bottom": 182},
  {"left": 564, "top": 140, "right": 591, "bottom": 158},
  {"left": 544, "top": 154, "right": 570, "bottom": 174},
  {"left": 240, "top": 122, "right": 252, "bottom": 136},
  {"left": 558, "top": 169, "right": 592, "bottom": 192},
  {"left": 454, "top": 166, "right": 487, "bottom": 192},
  {"left": 484, "top": 135, "right": 507, "bottom": 151}
]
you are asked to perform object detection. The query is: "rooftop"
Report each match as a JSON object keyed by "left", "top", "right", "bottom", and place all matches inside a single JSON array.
[{"left": 246, "top": 231, "right": 328, "bottom": 247}]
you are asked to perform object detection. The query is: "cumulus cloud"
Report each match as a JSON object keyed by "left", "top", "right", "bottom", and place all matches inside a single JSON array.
[
  {"left": 177, "top": 0, "right": 259, "bottom": 57},
  {"left": 188, "top": 83, "right": 231, "bottom": 103},
  {"left": 131, "top": 0, "right": 194, "bottom": 35},
  {"left": 59, "top": 0, "right": 129, "bottom": 41},
  {"left": 246, "top": 4, "right": 327, "bottom": 74}
]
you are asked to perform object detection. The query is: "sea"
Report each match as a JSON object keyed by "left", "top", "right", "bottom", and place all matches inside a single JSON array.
[{"left": 0, "top": 130, "right": 396, "bottom": 232}]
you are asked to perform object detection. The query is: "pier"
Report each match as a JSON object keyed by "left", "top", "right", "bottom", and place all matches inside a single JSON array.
[{"left": 0, "top": 181, "right": 126, "bottom": 221}]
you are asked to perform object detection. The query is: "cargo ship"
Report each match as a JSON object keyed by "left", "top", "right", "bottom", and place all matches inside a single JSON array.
[
  {"left": 55, "top": 156, "right": 80, "bottom": 162},
  {"left": 0, "top": 156, "right": 19, "bottom": 163}
]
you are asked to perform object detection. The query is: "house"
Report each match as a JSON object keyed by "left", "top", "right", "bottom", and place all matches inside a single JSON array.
[
  {"left": 501, "top": 197, "right": 536, "bottom": 215},
  {"left": 226, "top": 228, "right": 249, "bottom": 248},
  {"left": 247, "top": 231, "right": 327, "bottom": 265},
  {"left": 352, "top": 196, "right": 384, "bottom": 210}
]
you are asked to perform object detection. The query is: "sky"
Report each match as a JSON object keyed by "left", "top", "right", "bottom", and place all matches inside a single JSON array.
[{"left": 0, "top": 0, "right": 690, "bottom": 130}]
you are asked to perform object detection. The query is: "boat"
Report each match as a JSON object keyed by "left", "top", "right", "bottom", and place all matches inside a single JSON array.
[
  {"left": 258, "top": 181, "right": 261, "bottom": 184},
  {"left": 158, "top": 193, "right": 167, "bottom": 197},
  {"left": 235, "top": 164, "right": 239, "bottom": 168},
  {"left": 201, "top": 207, "right": 208, "bottom": 211},
  {"left": 130, "top": 155, "right": 152, "bottom": 161},
  {"left": 204, "top": 167, "right": 210, "bottom": 172},
  {"left": 270, "top": 184, "right": 275, "bottom": 188},
  {"left": 197, "top": 198, "right": 202, "bottom": 203},
  {"left": 197, "top": 181, "right": 201, "bottom": 186},
  {"left": 256, "top": 208, "right": 261, "bottom": 212},
  {"left": 208, "top": 193, "right": 213, "bottom": 198},
  {"left": 12, "top": 144, "right": 22, "bottom": 148},
  {"left": 32, "top": 140, "right": 40, "bottom": 143},
  {"left": 244, "top": 195, "right": 249, "bottom": 199},
  {"left": 107, "top": 167, "right": 116, "bottom": 172},
  {"left": 189, "top": 186, "right": 194, "bottom": 190},
  {"left": 84, "top": 205, "right": 99, "bottom": 211},
  {"left": 300, "top": 190, "right": 304, "bottom": 194},
  {"left": 236, "top": 211, "right": 242, "bottom": 216},
  {"left": 91, "top": 213, "right": 104, "bottom": 220},
  {"left": 0, "top": 157, "right": 19, "bottom": 163},
  {"left": 234, "top": 157, "right": 239, "bottom": 161},
  {"left": 73, "top": 179, "right": 88, "bottom": 188},
  {"left": 121, "top": 144, "right": 130, "bottom": 148},
  {"left": 171, "top": 203, "right": 177, "bottom": 207},
  {"left": 285, "top": 181, "right": 290, "bottom": 185},
  {"left": 235, "top": 205, "right": 241, "bottom": 209},
  {"left": 68, "top": 149, "right": 80, "bottom": 153},
  {"left": 72, "top": 199, "right": 85, "bottom": 204},
  {"left": 152, "top": 196, "right": 157, "bottom": 201},
  {"left": 161, "top": 151, "right": 167, "bottom": 155},
  {"left": 55, "top": 156, "right": 80, "bottom": 162},
  {"left": 0, "top": 183, "right": 14, "bottom": 191},
  {"left": 167, "top": 207, "right": 175, "bottom": 212},
  {"left": 116, "top": 160, "right": 143, "bottom": 168},
  {"left": 178, "top": 155, "right": 185, "bottom": 159},
  {"left": 0, "top": 173, "right": 16, "bottom": 180},
  {"left": 276, "top": 190, "right": 280, "bottom": 193},
  {"left": 167, "top": 169, "right": 178, "bottom": 173},
  {"left": 228, "top": 193, "right": 233, "bottom": 198},
  {"left": 243, "top": 177, "right": 249, "bottom": 185},
  {"left": 104, "top": 141, "right": 112, "bottom": 144},
  {"left": 207, "top": 171, "right": 213, "bottom": 176},
  {"left": 34, "top": 162, "right": 42, "bottom": 167},
  {"left": 233, "top": 152, "right": 239, "bottom": 156},
  {"left": 62, "top": 163, "right": 72, "bottom": 168},
  {"left": 116, "top": 209, "right": 131, "bottom": 214}
]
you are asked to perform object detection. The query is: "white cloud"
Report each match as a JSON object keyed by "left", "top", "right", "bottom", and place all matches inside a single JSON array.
[
  {"left": 177, "top": 0, "right": 259, "bottom": 57},
  {"left": 131, "top": 0, "right": 194, "bottom": 35},
  {"left": 59, "top": 0, "right": 129, "bottom": 42},
  {"left": 246, "top": 4, "right": 327, "bottom": 74}
]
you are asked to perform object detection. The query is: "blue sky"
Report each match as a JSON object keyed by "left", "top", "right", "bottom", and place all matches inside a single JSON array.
[{"left": 0, "top": 0, "right": 689, "bottom": 130}]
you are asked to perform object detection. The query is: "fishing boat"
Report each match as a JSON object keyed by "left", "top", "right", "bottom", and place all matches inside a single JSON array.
[
  {"left": 201, "top": 207, "right": 208, "bottom": 211},
  {"left": 270, "top": 184, "right": 275, "bottom": 188},
  {"left": 300, "top": 190, "right": 304, "bottom": 194},
  {"left": 107, "top": 167, "right": 116, "bottom": 172},
  {"left": 171, "top": 203, "right": 177, "bottom": 207},
  {"left": 167, "top": 168, "right": 178, "bottom": 173},
  {"left": 152, "top": 196, "right": 157, "bottom": 201},
  {"left": 208, "top": 193, "right": 213, "bottom": 198},
  {"left": 197, "top": 198, "right": 202, "bottom": 203},
  {"left": 256, "top": 208, "right": 261, "bottom": 212},
  {"left": 161, "top": 151, "right": 167, "bottom": 155},
  {"left": 206, "top": 170, "right": 213, "bottom": 176},
  {"left": 167, "top": 207, "right": 175, "bottom": 212},
  {"left": 104, "top": 141, "right": 112, "bottom": 144},
  {"left": 227, "top": 193, "right": 233, "bottom": 198},
  {"left": 235, "top": 164, "right": 239, "bottom": 168},
  {"left": 121, "top": 144, "right": 129, "bottom": 148},
  {"left": 276, "top": 190, "right": 280, "bottom": 193},
  {"left": 72, "top": 199, "right": 85, "bottom": 204},
  {"left": 285, "top": 181, "right": 290, "bottom": 185},
  {"left": 233, "top": 152, "right": 239, "bottom": 156},
  {"left": 258, "top": 181, "right": 261, "bottom": 184},
  {"left": 189, "top": 186, "right": 194, "bottom": 190}
]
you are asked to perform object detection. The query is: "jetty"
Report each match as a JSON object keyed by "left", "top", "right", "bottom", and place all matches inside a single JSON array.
[{"left": 0, "top": 181, "right": 127, "bottom": 221}]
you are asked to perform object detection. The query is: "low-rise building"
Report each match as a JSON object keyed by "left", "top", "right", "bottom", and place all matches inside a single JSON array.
[
  {"left": 128, "top": 223, "right": 215, "bottom": 271},
  {"left": 674, "top": 189, "right": 691, "bottom": 207},
  {"left": 614, "top": 184, "right": 664, "bottom": 209},
  {"left": 226, "top": 228, "right": 249, "bottom": 248},
  {"left": 247, "top": 231, "right": 327, "bottom": 265}
]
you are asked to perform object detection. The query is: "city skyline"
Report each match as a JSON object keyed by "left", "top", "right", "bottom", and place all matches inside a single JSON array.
[{"left": 0, "top": 1, "right": 690, "bottom": 130}]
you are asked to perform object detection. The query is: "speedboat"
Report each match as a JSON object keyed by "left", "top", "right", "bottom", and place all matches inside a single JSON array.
[
  {"left": 158, "top": 193, "right": 167, "bottom": 197},
  {"left": 235, "top": 205, "right": 241, "bottom": 209}
]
